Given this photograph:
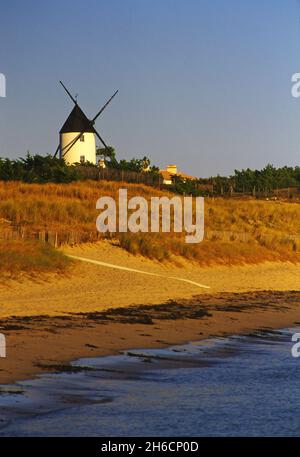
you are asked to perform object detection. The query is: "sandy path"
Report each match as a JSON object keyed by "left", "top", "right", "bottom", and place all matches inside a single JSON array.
[{"left": 67, "top": 253, "right": 211, "bottom": 289}]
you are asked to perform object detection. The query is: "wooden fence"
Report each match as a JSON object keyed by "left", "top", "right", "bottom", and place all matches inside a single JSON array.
[
  {"left": 77, "top": 166, "right": 164, "bottom": 188},
  {"left": 76, "top": 166, "right": 300, "bottom": 198},
  {"left": 2, "top": 224, "right": 299, "bottom": 250},
  {"left": 0, "top": 225, "right": 105, "bottom": 247}
]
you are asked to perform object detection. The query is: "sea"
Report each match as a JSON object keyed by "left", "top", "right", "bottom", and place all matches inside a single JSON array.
[{"left": 0, "top": 327, "right": 300, "bottom": 436}]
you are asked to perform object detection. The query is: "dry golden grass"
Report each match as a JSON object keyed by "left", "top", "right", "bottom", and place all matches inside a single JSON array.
[
  {"left": 0, "top": 180, "right": 299, "bottom": 267},
  {"left": 0, "top": 180, "right": 165, "bottom": 232},
  {"left": 0, "top": 240, "right": 72, "bottom": 278}
]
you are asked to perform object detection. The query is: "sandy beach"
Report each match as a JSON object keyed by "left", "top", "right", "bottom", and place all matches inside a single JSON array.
[{"left": 1, "top": 240, "right": 300, "bottom": 385}]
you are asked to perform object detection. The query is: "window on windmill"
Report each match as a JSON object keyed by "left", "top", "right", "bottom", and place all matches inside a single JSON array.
[
  {"left": 80, "top": 155, "right": 85, "bottom": 163},
  {"left": 80, "top": 135, "right": 85, "bottom": 142}
]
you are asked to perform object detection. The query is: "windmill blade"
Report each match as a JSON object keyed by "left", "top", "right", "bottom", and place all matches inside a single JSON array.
[
  {"left": 60, "top": 80, "right": 77, "bottom": 105},
  {"left": 92, "top": 90, "right": 118, "bottom": 122},
  {"left": 53, "top": 144, "right": 60, "bottom": 158},
  {"left": 93, "top": 127, "right": 108, "bottom": 148}
]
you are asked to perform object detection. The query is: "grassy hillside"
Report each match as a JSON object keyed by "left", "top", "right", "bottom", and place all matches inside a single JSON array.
[{"left": 0, "top": 180, "right": 299, "bottom": 271}]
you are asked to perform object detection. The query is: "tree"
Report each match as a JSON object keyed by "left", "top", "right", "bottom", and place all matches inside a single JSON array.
[
  {"left": 0, "top": 153, "right": 79, "bottom": 183},
  {"left": 96, "top": 146, "right": 116, "bottom": 163}
]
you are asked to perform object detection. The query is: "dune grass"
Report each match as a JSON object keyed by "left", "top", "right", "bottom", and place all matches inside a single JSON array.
[
  {"left": 118, "top": 233, "right": 299, "bottom": 266},
  {"left": 0, "top": 180, "right": 299, "bottom": 267},
  {"left": 0, "top": 240, "right": 71, "bottom": 278}
]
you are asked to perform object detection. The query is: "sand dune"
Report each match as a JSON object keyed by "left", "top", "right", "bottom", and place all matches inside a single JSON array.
[{"left": 0, "top": 240, "right": 300, "bottom": 318}]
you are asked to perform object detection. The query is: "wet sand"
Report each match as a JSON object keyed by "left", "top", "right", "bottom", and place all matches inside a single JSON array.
[{"left": 1, "top": 290, "right": 300, "bottom": 385}]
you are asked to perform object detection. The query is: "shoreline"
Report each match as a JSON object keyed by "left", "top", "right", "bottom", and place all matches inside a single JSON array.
[{"left": 1, "top": 290, "right": 300, "bottom": 386}]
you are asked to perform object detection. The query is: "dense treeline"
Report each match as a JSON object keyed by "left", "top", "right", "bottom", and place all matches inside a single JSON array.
[
  {"left": 0, "top": 150, "right": 160, "bottom": 184},
  {"left": 233, "top": 165, "right": 300, "bottom": 193},
  {"left": 169, "top": 165, "right": 300, "bottom": 197},
  {"left": 209, "top": 165, "right": 300, "bottom": 195},
  {"left": 0, "top": 153, "right": 299, "bottom": 196},
  {"left": 0, "top": 154, "right": 79, "bottom": 183}
]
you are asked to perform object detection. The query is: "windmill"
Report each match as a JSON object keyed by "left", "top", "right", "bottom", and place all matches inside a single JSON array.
[{"left": 54, "top": 81, "right": 118, "bottom": 165}]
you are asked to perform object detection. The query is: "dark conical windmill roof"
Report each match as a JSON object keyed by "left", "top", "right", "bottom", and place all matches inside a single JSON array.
[{"left": 60, "top": 104, "right": 95, "bottom": 133}]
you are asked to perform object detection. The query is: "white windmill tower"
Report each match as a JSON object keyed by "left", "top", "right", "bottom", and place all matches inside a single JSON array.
[{"left": 54, "top": 81, "right": 118, "bottom": 165}]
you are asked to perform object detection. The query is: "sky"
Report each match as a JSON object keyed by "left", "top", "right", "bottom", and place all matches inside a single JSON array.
[{"left": 0, "top": 0, "right": 300, "bottom": 177}]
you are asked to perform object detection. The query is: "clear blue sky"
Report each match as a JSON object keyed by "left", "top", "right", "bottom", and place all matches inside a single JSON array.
[{"left": 0, "top": 0, "right": 300, "bottom": 177}]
